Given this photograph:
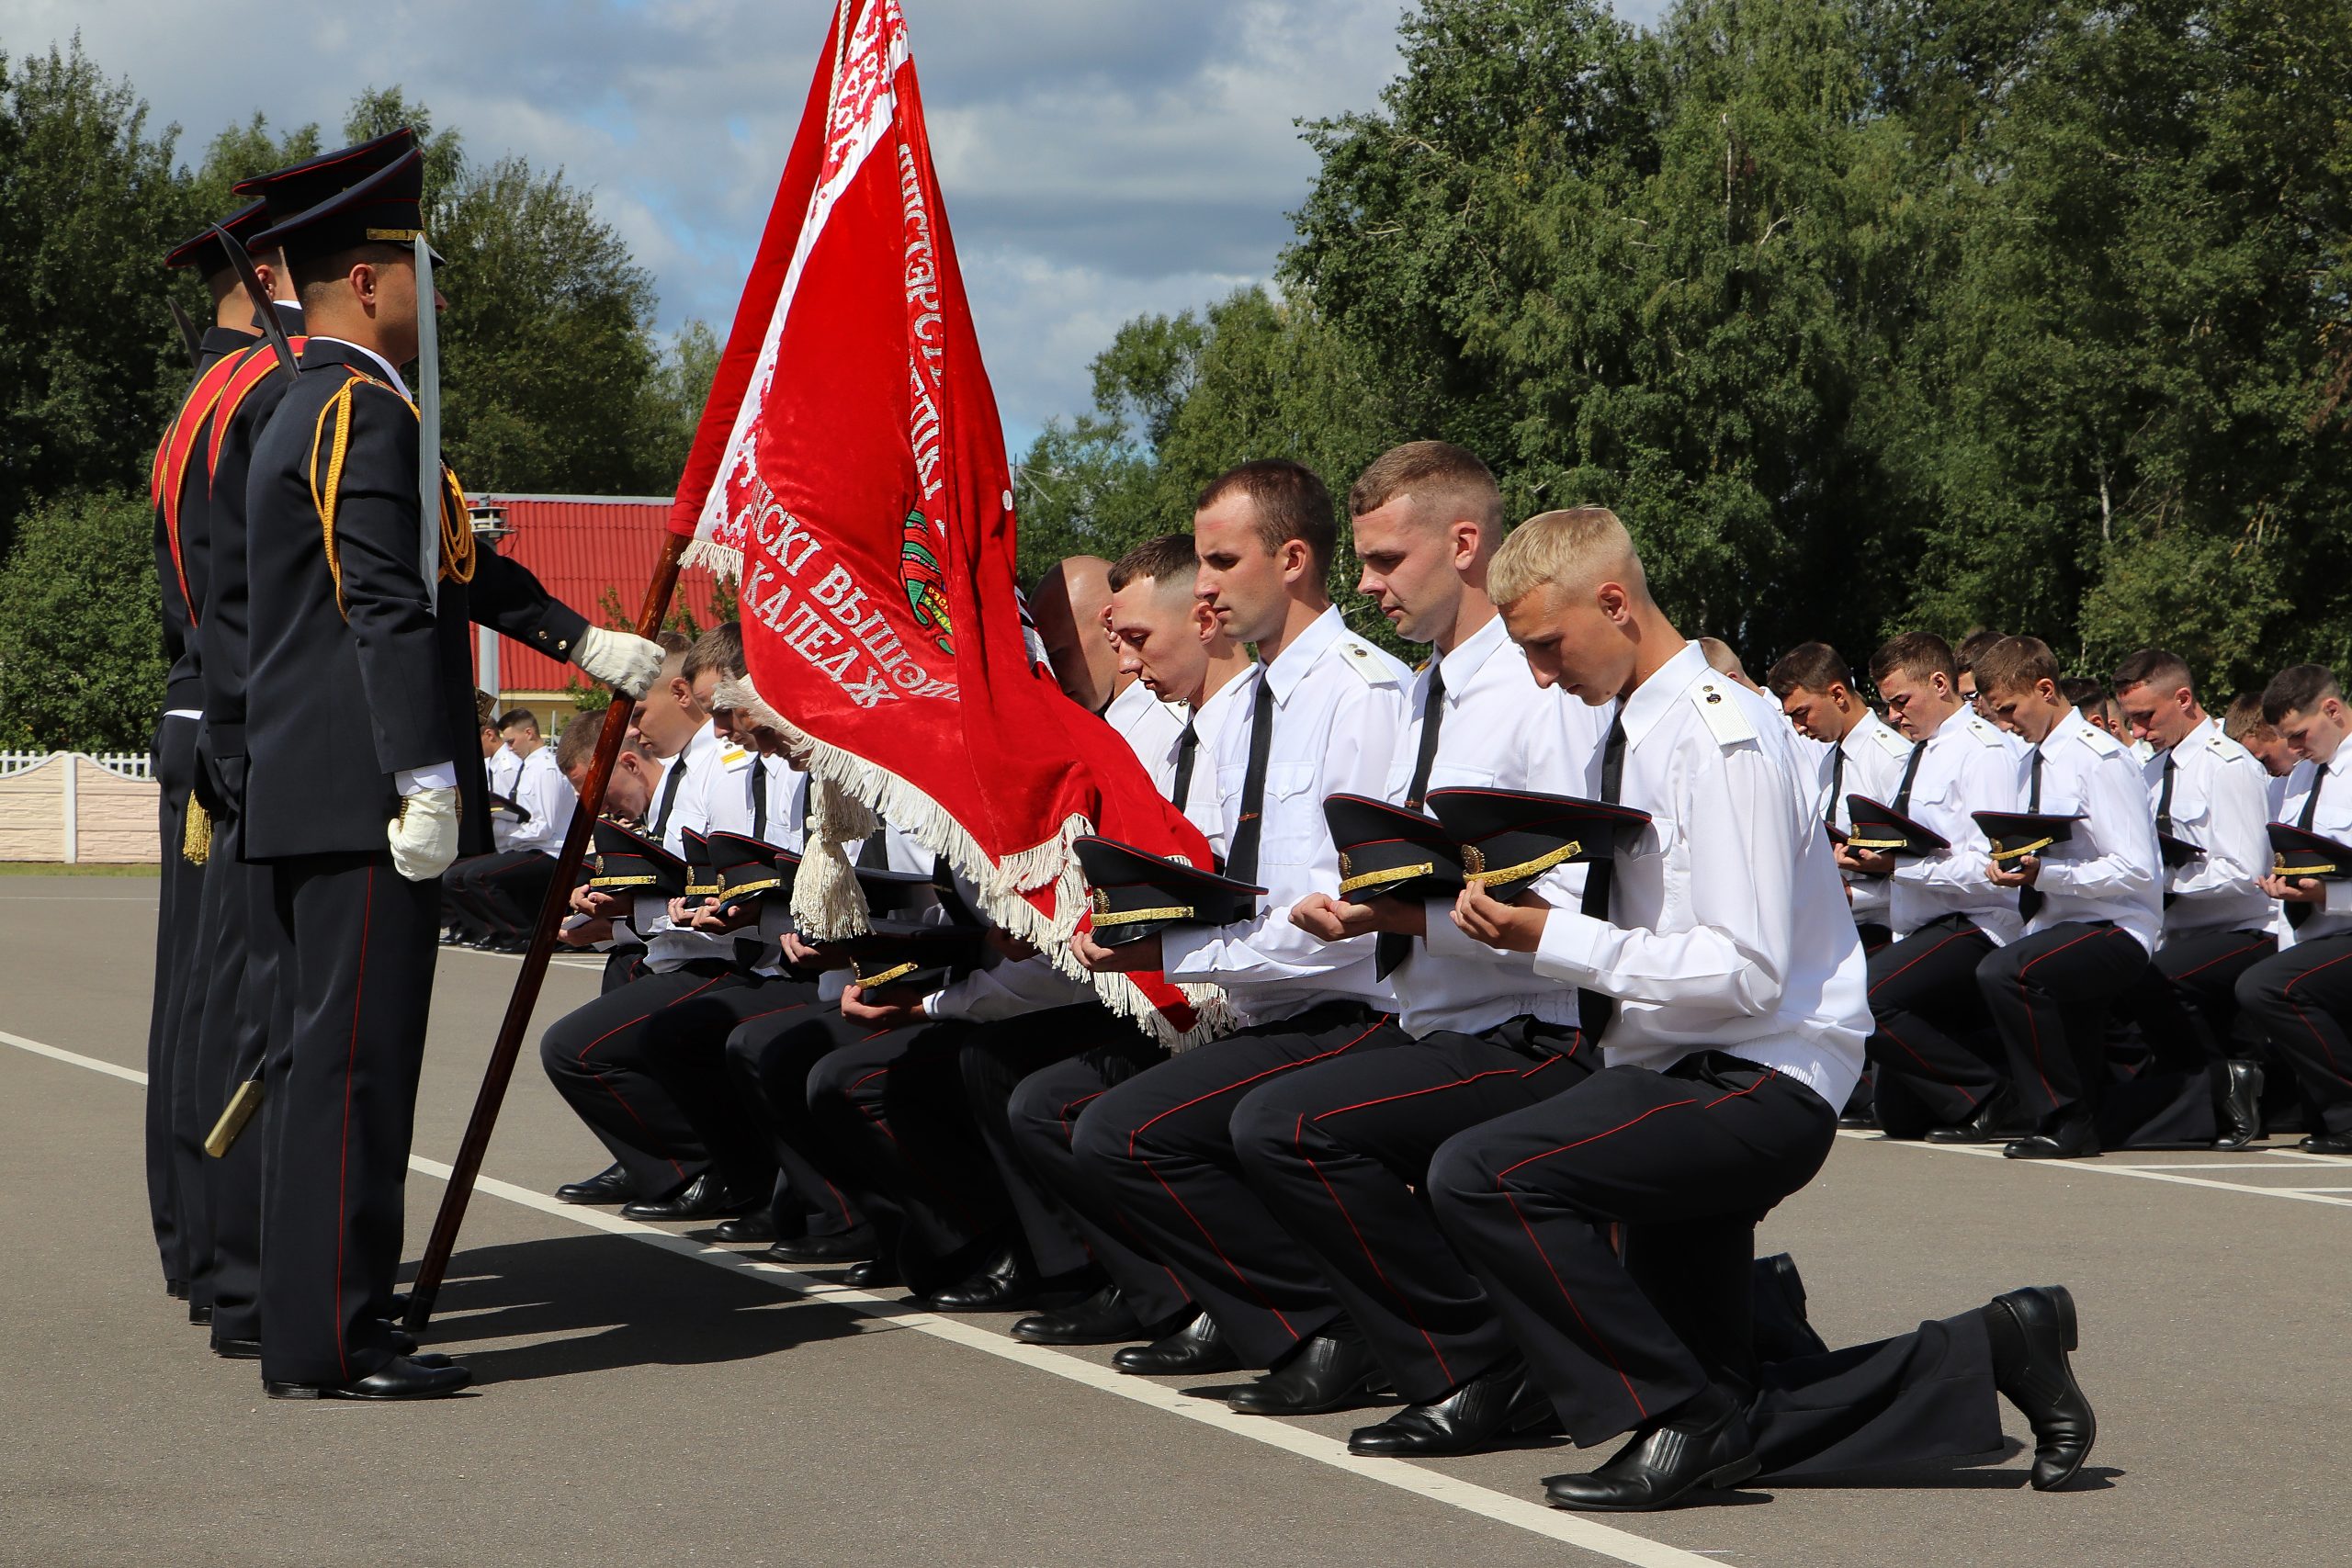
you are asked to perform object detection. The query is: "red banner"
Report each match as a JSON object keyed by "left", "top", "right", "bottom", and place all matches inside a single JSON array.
[{"left": 670, "top": 0, "right": 1220, "bottom": 1041}]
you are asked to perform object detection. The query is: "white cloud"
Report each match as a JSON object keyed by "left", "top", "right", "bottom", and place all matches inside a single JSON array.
[{"left": 28, "top": 0, "right": 1670, "bottom": 451}]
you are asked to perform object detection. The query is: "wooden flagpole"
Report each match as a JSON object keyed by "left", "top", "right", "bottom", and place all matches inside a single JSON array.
[{"left": 404, "top": 531, "right": 689, "bottom": 1330}]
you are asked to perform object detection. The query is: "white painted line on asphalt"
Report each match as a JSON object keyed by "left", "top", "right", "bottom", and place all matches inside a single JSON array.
[
  {"left": 0, "top": 1029, "right": 148, "bottom": 1084},
  {"left": 1838, "top": 1130, "right": 2352, "bottom": 1209},
  {"left": 10, "top": 1028, "right": 1731, "bottom": 1568}
]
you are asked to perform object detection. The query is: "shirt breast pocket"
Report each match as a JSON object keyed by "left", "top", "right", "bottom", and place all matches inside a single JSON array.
[{"left": 1261, "top": 761, "right": 1325, "bottom": 862}]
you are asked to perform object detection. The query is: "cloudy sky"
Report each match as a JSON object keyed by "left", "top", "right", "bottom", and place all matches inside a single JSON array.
[{"left": 26, "top": 0, "right": 1666, "bottom": 451}]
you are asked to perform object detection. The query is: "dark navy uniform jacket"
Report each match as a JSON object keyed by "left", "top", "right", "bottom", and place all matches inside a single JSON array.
[{"left": 243, "top": 339, "right": 586, "bottom": 860}]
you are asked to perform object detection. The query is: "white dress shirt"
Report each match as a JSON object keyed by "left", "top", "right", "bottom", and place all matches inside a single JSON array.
[
  {"left": 2017, "top": 707, "right": 2163, "bottom": 953},
  {"left": 1887, "top": 705, "right": 2027, "bottom": 943},
  {"left": 1530, "top": 641, "right": 1869, "bottom": 1111},
  {"left": 484, "top": 744, "right": 525, "bottom": 850},
  {"left": 1103, "top": 677, "right": 1189, "bottom": 771},
  {"left": 2150, "top": 718, "right": 2272, "bottom": 939},
  {"left": 2273, "top": 751, "right": 2352, "bottom": 943},
  {"left": 636, "top": 720, "right": 738, "bottom": 971},
  {"left": 1162, "top": 604, "right": 1410, "bottom": 1023},
  {"left": 504, "top": 745, "right": 575, "bottom": 856},
  {"left": 1816, "top": 710, "right": 1915, "bottom": 925},
  {"left": 1384, "top": 614, "right": 1609, "bottom": 1037}
]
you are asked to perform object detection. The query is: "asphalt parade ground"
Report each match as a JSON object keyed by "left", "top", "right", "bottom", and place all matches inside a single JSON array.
[{"left": 3, "top": 874, "right": 2346, "bottom": 1568}]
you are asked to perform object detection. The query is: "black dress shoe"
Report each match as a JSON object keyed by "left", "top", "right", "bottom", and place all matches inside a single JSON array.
[
  {"left": 619, "top": 1172, "right": 756, "bottom": 1222},
  {"left": 1925, "top": 1090, "right": 2013, "bottom": 1145},
  {"left": 841, "top": 1255, "right": 900, "bottom": 1290},
  {"left": 710, "top": 1213, "right": 778, "bottom": 1245},
  {"left": 763, "top": 1228, "right": 879, "bottom": 1266},
  {"left": 1835, "top": 1108, "right": 1879, "bottom": 1130},
  {"left": 188, "top": 1302, "right": 214, "bottom": 1325},
  {"left": 1350, "top": 1359, "right": 1553, "bottom": 1456},
  {"left": 1984, "top": 1285, "right": 2095, "bottom": 1490},
  {"left": 2213, "top": 1060, "right": 2265, "bottom": 1150},
  {"left": 554, "top": 1164, "right": 638, "bottom": 1206},
  {"left": 1113, "top": 1309, "right": 1240, "bottom": 1376},
  {"left": 2004, "top": 1119, "right": 2099, "bottom": 1160},
  {"left": 922, "top": 1247, "right": 1038, "bottom": 1314},
  {"left": 1751, "top": 1251, "right": 1828, "bottom": 1362},
  {"left": 2299, "top": 1131, "right": 2352, "bottom": 1155},
  {"left": 165, "top": 1278, "right": 188, "bottom": 1301},
  {"left": 1227, "top": 1329, "right": 1388, "bottom": 1416},
  {"left": 1544, "top": 1386, "right": 1758, "bottom": 1512},
  {"left": 265, "top": 1354, "right": 472, "bottom": 1402},
  {"left": 1013, "top": 1285, "right": 1146, "bottom": 1346}
]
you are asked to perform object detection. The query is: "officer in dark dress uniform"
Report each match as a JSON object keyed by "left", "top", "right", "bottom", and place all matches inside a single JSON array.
[
  {"left": 180, "top": 136, "right": 438, "bottom": 1362},
  {"left": 144, "top": 197, "right": 283, "bottom": 1310},
  {"left": 238, "top": 141, "right": 662, "bottom": 1400}
]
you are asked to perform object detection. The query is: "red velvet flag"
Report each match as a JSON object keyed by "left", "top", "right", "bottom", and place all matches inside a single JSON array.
[{"left": 670, "top": 0, "right": 1224, "bottom": 1043}]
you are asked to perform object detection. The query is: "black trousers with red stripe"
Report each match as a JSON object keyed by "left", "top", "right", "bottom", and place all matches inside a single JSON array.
[
  {"left": 1864, "top": 916, "right": 2007, "bottom": 1134},
  {"left": 144, "top": 715, "right": 203, "bottom": 1289},
  {"left": 1748, "top": 1305, "right": 2004, "bottom": 1477},
  {"left": 722, "top": 999, "right": 871, "bottom": 1240},
  {"left": 2236, "top": 933, "right": 2352, "bottom": 1137},
  {"left": 1070, "top": 1003, "right": 1398, "bottom": 1369},
  {"left": 1231, "top": 1018, "right": 1592, "bottom": 1404},
  {"left": 957, "top": 1002, "right": 1155, "bottom": 1281},
  {"left": 1982, "top": 921, "right": 2151, "bottom": 1134},
  {"left": 2125, "top": 925, "right": 2278, "bottom": 1067},
  {"left": 1428, "top": 1054, "right": 1838, "bottom": 1448},
  {"left": 538, "top": 961, "right": 748, "bottom": 1200},
  {"left": 187, "top": 796, "right": 278, "bottom": 1342},
  {"left": 1003, "top": 1037, "right": 1189, "bottom": 1328},
  {"left": 444, "top": 848, "right": 560, "bottom": 942},
  {"left": 257, "top": 851, "right": 439, "bottom": 1385},
  {"left": 802, "top": 1015, "right": 1012, "bottom": 1295}
]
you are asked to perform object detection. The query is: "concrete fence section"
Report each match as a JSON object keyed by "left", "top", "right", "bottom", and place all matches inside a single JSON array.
[{"left": 0, "top": 752, "right": 160, "bottom": 863}]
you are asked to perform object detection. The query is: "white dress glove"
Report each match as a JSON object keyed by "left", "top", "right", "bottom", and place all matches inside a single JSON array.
[
  {"left": 574, "top": 626, "right": 666, "bottom": 699},
  {"left": 387, "top": 785, "right": 461, "bottom": 882}
]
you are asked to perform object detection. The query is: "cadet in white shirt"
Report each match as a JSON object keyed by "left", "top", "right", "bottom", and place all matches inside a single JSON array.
[
  {"left": 1970, "top": 637, "right": 2159, "bottom": 1160},
  {"left": 1000, "top": 534, "right": 1263, "bottom": 1348},
  {"left": 442, "top": 711, "right": 580, "bottom": 948},
  {"left": 1767, "top": 642, "right": 1917, "bottom": 954},
  {"left": 538, "top": 643, "right": 763, "bottom": 1219},
  {"left": 1849, "top": 633, "right": 2028, "bottom": 1140},
  {"left": 1070, "top": 460, "right": 1410, "bottom": 1398},
  {"left": 2106, "top": 649, "right": 2273, "bottom": 1149},
  {"left": 1216, "top": 441, "right": 1608, "bottom": 1446},
  {"left": 2235, "top": 665, "right": 2352, "bottom": 1155},
  {"left": 1428, "top": 510, "right": 2097, "bottom": 1511}
]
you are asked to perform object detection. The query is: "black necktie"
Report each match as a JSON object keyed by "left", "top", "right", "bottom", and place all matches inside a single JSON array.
[
  {"left": 2290, "top": 763, "right": 2329, "bottom": 929},
  {"left": 1826, "top": 742, "right": 1847, "bottom": 832},
  {"left": 1892, "top": 739, "right": 1926, "bottom": 817},
  {"left": 1223, "top": 676, "right": 1276, "bottom": 886},
  {"left": 2154, "top": 754, "right": 2176, "bottom": 837},
  {"left": 1375, "top": 661, "right": 1448, "bottom": 978},
  {"left": 2018, "top": 747, "right": 2045, "bottom": 922},
  {"left": 856, "top": 825, "right": 888, "bottom": 869},
  {"left": 1577, "top": 711, "right": 1627, "bottom": 1045},
  {"left": 2298, "top": 762, "right": 2328, "bottom": 829},
  {"left": 650, "top": 754, "right": 687, "bottom": 837},
  {"left": 750, "top": 761, "right": 768, "bottom": 840},
  {"left": 1170, "top": 721, "right": 1199, "bottom": 812}
]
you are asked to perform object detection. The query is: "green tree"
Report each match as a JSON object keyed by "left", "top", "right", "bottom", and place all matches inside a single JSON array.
[
  {"left": 635, "top": 318, "right": 723, "bottom": 491},
  {"left": 0, "top": 489, "right": 167, "bottom": 751},
  {"left": 0, "top": 40, "right": 198, "bottom": 560}
]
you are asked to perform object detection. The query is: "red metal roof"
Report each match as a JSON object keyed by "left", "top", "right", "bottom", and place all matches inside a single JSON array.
[{"left": 470, "top": 495, "right": 729, "bottom": 694}]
